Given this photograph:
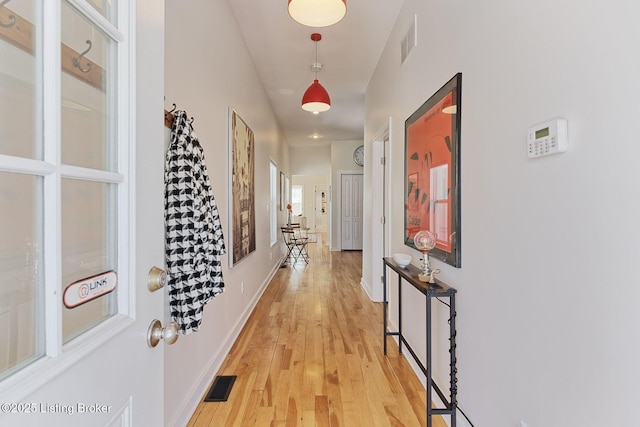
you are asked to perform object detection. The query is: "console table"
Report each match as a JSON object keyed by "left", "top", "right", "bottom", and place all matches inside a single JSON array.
[{"left": 382, "top": 257, "right": 458, "bottom": 427}]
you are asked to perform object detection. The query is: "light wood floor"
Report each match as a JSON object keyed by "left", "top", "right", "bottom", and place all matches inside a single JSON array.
[{"left": 187, "top": 235, "right": 446, "bottom": 427}]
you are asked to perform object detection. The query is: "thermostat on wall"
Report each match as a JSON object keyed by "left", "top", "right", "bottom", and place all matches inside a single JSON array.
[{"left": 527, "top": 118, "right": 568, "bottom": 158}]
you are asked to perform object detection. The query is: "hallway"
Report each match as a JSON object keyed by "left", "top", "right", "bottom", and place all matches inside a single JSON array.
[{"left": 187, "top": 237, "right": 446, "bottom": 426}]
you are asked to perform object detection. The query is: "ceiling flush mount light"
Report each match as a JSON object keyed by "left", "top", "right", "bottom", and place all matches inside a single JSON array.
[
  {"left": 288, "top": 0, "right": 346, "bottom": 27},
  {"left": 302, "top": 33, "right": 331, "bottom": 113}
]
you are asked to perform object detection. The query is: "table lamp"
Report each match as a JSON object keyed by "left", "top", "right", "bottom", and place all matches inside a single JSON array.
[{"left": 413, "top": 230, "right": 436, "bottom": 282}]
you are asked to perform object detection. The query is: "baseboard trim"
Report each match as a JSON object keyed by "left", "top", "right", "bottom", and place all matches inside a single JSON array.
[{"left": 360, "top": 276, "right": 373, "bottom": 300}]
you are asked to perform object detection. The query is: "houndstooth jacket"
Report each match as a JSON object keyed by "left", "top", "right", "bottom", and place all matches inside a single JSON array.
[{"left": 165, "top": 110, "right": 226, "bottom": 334}]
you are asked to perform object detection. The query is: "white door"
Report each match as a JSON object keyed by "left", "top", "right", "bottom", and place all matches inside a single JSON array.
[
  {"left": 341, "top": 174, "right": 363, "bottom": 250},
  {"left": 0, "top": 1, "right": 164, "bottom": 426}
]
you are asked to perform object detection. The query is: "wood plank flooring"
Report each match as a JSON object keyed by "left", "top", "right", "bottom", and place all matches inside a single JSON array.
[{"left": 187, "top": 235, "right": 446, "bottom": 427}]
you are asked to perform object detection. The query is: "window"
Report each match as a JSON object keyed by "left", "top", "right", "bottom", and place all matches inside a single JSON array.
[
  {"left": 292, "top": 185, "right": 303, "bottom": 216},
  {"left": 430, "top": 164, "right": 449, "bottom": 245},
  {"left": 0, "top": 0, "right": 132, "bottom": 383},
  {"left": 269, "top": 162, "right": 277, "bottom": 245}
]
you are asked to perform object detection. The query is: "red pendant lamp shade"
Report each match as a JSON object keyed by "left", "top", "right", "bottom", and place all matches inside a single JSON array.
[
  {"left": 301, "top": 33, "right": 331, "bottom": 113},
  {"left": 302, "top": 79, "right": 331, "bottom": 112},
  {"left": 288, "top": 0, "right": 346, "bottom": 27}
]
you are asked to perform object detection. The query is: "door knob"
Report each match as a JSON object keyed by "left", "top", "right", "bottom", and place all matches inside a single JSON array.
[
  {"left": 147, "top": 319, "right": 179, "bottom": 348},
  {"left": 148, "top": 266, "right": 167, "bottom": 292}
]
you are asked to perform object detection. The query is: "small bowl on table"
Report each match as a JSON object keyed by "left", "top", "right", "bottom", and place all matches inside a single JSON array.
[{"left": 392, "top": 253, "right": 412, "bottom": 268}]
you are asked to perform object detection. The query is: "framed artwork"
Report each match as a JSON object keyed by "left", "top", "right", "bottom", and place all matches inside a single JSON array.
[
  {"left": 229, "top": 109, "right": 256, "bottom": 266},
  {"left": 280, "top": 171, "right": 285, "bottom": 211},
  {"left": 404, "top": 73, "right": 462, "bottom": 267}
]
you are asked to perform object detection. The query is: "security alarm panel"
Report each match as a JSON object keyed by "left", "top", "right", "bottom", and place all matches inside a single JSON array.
[{"left": 527, "top": 118, "right": 568, "bottom": 158}]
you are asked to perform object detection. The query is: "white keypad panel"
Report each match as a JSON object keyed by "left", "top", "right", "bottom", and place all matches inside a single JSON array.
[{"left": 527, "top": 119, "right": 568, "bottom": 158}]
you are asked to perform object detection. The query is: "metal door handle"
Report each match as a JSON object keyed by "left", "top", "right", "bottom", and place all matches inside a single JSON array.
[
  {"left": 148, "top": 266, "right": 167, "bottom": 292},
  {"left": 147, "top": 319, "right": 179, "bottom": 347}
]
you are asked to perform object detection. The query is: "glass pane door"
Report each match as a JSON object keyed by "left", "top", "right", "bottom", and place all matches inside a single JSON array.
[
  {"left": 61, "top": 0, "right": 117, "bottom": 171},
  {"left": 0, "top": 0, "right": 44, "bottom": 381},
  {"left": 0, "top": 0, "right": 39, "bottom": 159},
  {"left": 0, "top": 0, "right": 128, "bottom": 382},
  {"left": 59, "top": 0, "right": 121, "bottom": 342},
  {"left": 0, "top": 173, "right": 44, "bottom": 381},
  {"left": 61, "top": 179, "right": 117, "bottom": 342}
]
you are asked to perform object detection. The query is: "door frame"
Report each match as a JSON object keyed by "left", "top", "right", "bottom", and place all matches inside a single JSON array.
[
  {"left": 336, "top": 170, "right": 363, "bottom": 251},
  {"left": 370, "top": 117, "right": 392, "bottom": 301}
]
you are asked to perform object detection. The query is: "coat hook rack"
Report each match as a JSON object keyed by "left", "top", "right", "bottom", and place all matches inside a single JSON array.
[
  {"left": 73, "top": 40, "right": 93, "bottom": 73},
  {"left": 164, "top": 104, "right": 176, "bottom": 129},
  {"left": 0, "top": 0, "right": 16, "bottom": 28}
]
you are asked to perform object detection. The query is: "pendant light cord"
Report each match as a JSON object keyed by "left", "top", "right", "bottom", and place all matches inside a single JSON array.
[
  {"left": 314, "top": 39, "right": 318, "bottom": 80},
  {"left": 310, "top": 33, "right": 322, "bottom": 80}
]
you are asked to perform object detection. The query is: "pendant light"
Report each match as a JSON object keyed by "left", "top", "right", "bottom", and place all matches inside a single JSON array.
[
  {"left": 302, "top": 33, "right": 331, "bottom": 113},
  {"left": 288, "top": 0, "right": 346, "bottom": 28}
]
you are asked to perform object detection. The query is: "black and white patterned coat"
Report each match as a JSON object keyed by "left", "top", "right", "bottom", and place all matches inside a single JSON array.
[{"left": 165, "top": 110, "right": 226, "bottom": 334}]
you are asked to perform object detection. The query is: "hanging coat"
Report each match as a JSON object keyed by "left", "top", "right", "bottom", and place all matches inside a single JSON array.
[{"left": 165, "top": 110, "right": 226, "bottom": 334}]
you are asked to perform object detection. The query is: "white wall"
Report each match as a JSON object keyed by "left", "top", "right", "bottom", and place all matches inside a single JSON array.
[
  {"left": 290, "top": 145, "right": 331, "bottom": 176},
  {"left": 364, "top": 1, "right": 640, "bottom": 426},
  {"left": 164, "top": 2, "right": 289, "bottom": 425}
]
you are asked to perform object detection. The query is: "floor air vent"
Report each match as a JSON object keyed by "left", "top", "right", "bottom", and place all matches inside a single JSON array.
[{"left": 204, "top": 375, "right": 237, "bottom": 402}]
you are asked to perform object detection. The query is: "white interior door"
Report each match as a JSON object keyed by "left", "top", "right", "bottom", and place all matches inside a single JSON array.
[
  {"left": 0, "top": 1, "right": 164, "bottom": 425},
  {"left": 341, "top": 174, "right": 363, "bottom": 250}
]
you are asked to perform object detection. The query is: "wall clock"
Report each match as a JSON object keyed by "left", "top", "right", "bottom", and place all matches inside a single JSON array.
[{"left": 353, "top": 145, "right": 364, "bottom": 166}]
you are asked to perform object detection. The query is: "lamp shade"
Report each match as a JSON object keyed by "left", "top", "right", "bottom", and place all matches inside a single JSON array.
[
  {"left": 288, "top": 0, "right": 346, "bottom": 27},
  {"left": 302, "top": 79, "right": 331, "bottom": 112}
]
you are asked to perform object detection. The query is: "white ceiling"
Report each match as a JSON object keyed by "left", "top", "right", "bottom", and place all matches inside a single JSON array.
[{"left": 228, "top": 0, "right": 404, "bottom": 147}]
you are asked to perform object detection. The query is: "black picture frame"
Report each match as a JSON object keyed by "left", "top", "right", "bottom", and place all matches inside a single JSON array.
[{"left": 404, "top": 73, "right": 462, "bottom": 268}]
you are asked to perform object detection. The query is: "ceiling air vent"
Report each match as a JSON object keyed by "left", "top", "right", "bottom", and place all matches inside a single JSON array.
[{"left": 401, "top": 14, "right": 417, "bottom": 64}]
